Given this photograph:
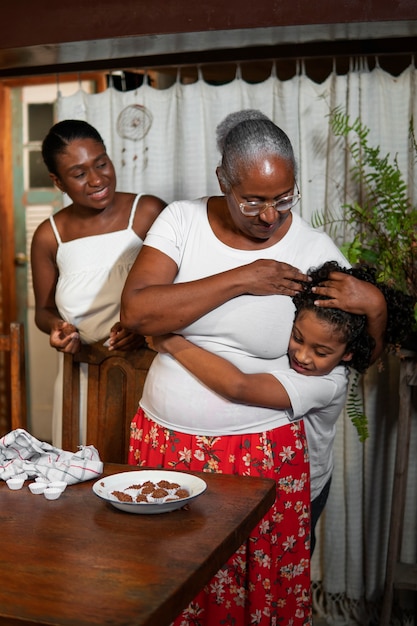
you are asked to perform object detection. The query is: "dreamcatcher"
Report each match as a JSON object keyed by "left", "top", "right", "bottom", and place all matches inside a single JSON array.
[
  {"left": 116, "top": 103, "right": 153, "bottom": 173},
  {"left": 116, "top": 104, "right": 153, "bottom": 141}
]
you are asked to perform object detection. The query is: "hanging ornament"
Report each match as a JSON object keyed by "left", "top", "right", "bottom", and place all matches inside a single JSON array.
[{"left": 116, "top": 104, "right": 153, "bottom": 141}]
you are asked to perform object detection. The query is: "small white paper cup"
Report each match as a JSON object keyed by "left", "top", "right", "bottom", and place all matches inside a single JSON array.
[
  {"left": 44, "top": 488, "right": 62, "bottom": 501},
  {"left": 6, "top": 477, "right": 25, "bottom": 490},
  {"left": 29, "top": 482, "right": 48, "bottom": 494}
]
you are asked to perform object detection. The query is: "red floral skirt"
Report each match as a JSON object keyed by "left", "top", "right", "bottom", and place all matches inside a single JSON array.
[{"left": 128, "top": 408, "right": 312, "bottom": 626}]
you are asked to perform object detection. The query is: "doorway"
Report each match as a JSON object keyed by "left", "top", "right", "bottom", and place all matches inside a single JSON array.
[{"left": 12, "top": 80, "right": 95, "bottom": 441}]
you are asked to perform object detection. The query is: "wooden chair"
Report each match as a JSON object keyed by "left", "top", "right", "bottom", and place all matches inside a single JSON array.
[
  {"left": 61, "top": 343, "right": 156, "bottom": 463},
  {"left": 0, "top": 322, "right": 27, "bottom": 432}
]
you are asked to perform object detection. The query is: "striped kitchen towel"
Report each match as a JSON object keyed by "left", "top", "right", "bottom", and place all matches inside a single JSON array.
[{"left": 0, "top": 428, "right": 103, "bottom": 484}]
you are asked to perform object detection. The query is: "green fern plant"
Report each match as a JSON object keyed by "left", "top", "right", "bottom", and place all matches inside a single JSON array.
[
  {"left": 346, "top": 372, "right": 368, "bottom": 443},
  {"left": 312, "top": 108, "right": 417, "bottom": 441},
  {"left": 313, "top": 107, "right": 417, "bottom": 326}
]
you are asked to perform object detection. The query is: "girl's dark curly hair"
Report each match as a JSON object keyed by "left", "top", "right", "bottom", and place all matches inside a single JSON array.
[
  {"left": 343, "top": 265, "right": 415, "bottom": 352},
  {"left": 293, "top": 262, "right": 374, "bottom": 373},
  {"left": 293, "top": 261, "right": 415, "bottom": 372}
]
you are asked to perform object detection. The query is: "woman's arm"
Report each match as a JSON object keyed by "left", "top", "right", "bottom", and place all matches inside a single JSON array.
[
  {"left": 147, "top": 334, "right": 292, "bottom": 409},
  {"left": 30, "top": 221, "right": 81, "bottom": 353},
  {"left": 121, "top": 245, "right": 308, "bottom": 336},
  {"left": 312, "top": 272, "right": 387, "bottom": 362},
  {"left": 132, "top": 194, "right": 167, "bottom": 240}
]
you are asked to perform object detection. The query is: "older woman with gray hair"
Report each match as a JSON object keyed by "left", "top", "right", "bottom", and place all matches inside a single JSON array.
[{"left": 121, "top": 110, "right": 386, "bottom": 626}]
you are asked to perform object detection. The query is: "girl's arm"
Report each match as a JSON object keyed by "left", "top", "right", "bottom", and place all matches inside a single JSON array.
[{"left": 147, "top": 334, "right": 292, "bottom": 409}]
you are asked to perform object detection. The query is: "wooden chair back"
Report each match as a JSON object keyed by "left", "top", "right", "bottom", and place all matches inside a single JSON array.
[
  {"left": 62, "top": 343, "right": 155, "bottom": 463},
  {"left": 0, "top": 322, "right": 27, "bottom": 432}
]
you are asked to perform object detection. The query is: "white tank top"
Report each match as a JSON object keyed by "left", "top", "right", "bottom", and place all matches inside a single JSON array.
[{"left": 50, "top": 194, "right": 143, "bottom": 344}]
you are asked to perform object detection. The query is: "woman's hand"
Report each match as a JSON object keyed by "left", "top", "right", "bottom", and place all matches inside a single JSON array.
[
  {"left": 242, "top": 260, "right": 309, "bottom": 297},
  {"left": 50, "top": 321, "right": 81, "bottom": 354},
  {"left": 106, "top": 322, "right": 146, "bottom": 351},
  {"left": 312, "top": 271, "right": 385, "bottom": 314},
  {"left": 312, "top": 270, "right": 388, "bottom": 361}
]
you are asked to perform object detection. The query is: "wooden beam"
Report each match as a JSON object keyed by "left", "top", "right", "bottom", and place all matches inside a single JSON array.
[
  {"left": 0, "top": 36, "right": 416, "bottom": 79},
  {"left": 1, "top": 1, "right": 417, "bottom": 49}
]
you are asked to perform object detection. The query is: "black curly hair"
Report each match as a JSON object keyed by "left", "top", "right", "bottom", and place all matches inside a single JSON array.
[
  {"left": 292, "top": 261, "right": 415, "bottom": 372},
  {"left": 293, "top": 262, "right": 374, "bottom": 373},
  {"left": 343, "top": 264, "right": 415, "bottom": 352}
]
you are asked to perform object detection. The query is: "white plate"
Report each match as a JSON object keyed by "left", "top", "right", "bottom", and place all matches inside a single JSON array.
[{"left": 92, "top": 470, "right": 207, "bottom": 514}]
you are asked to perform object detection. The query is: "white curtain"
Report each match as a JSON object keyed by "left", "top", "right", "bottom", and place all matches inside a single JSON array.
[{"left": 57, "top": 61, "right": 417, "bottom": 624}]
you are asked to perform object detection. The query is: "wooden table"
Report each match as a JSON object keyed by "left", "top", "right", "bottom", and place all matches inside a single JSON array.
[{"left": 0, "top": 463, "right": 275, "bottom": 626}]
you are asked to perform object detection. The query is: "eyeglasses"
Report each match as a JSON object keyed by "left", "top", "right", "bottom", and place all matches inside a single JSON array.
[{"left": 231, "top": 183, "right": 301, "bottom": 217}]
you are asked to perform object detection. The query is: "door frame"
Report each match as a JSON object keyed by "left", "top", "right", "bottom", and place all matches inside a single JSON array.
[
  {"left": 0, "top": 80, "right": 15, "bottom": 330},
  {"left": 0, "top": 73, "right": 107, "bottom": 332}
]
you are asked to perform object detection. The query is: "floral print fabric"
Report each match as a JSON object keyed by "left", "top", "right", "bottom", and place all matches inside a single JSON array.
[{"left": 128, "top": 408, "right": 312, "bottom": 626}]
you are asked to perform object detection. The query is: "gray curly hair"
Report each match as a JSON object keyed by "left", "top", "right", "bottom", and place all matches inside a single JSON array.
[{"left": 216, "top": 109, "right": 297, "bottom": 190}]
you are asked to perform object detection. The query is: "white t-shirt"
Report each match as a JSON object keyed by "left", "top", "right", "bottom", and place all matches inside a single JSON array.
[
  {"left": 141, "top": 197, "right": 349, "bottom": 444},
  {"left": 272, "top": 365, "right": 349, "bottom": 499}
]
